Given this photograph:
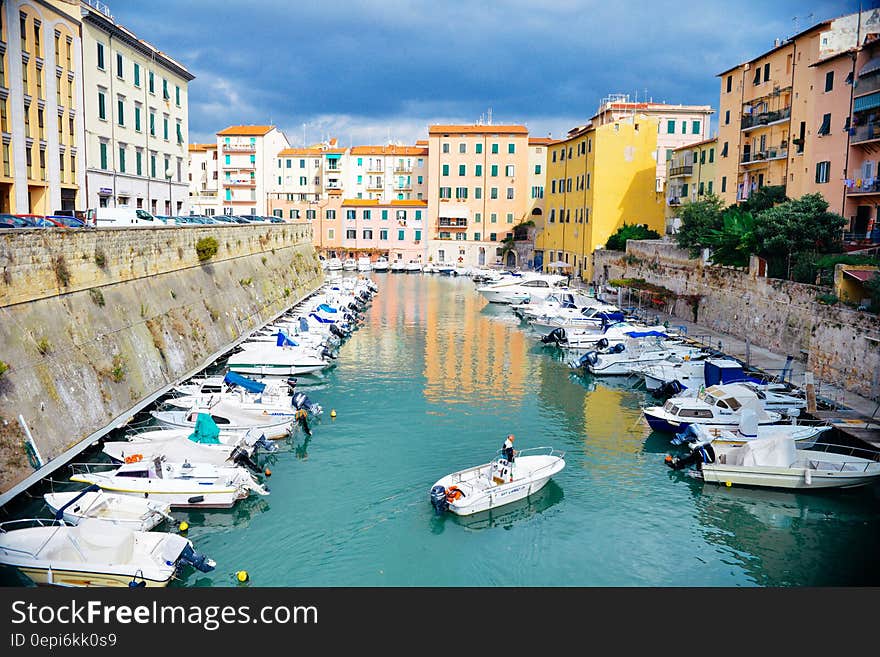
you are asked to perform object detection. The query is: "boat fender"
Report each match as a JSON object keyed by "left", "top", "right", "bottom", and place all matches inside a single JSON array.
[
  {"left": 445, "top": 486, "right": 465, "bottom": 502},
  {"left": 124, "top": 453, "right": 143, "bottom": 464},
  {"left": 187, "top": 495, "right": 205, "bottom": 504},
  {"left": 804, "top": 468, "right": 812, "bottom": 486}
]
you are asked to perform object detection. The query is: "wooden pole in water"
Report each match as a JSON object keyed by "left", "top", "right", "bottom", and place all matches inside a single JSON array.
[{"left": 804, "top": 372, "right": 817, "bottom": 414}]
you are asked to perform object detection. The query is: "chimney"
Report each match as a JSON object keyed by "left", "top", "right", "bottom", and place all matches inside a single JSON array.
[{"left": 774, "top": 38, "right": 781, "bottom": 47}]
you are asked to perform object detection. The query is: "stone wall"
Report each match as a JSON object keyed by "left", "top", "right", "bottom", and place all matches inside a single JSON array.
[
  {"left": 0, "top": 224, "right": 323, "bottom": 497},
  {"left": 593, "top": 240, "right": 880, "bottom": 398}
]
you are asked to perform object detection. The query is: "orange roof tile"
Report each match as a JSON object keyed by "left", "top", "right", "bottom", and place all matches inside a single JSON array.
[
  {"left": 528, "top": 137, "right": 555, "bottom": 145},
  {"left": 672, "top": 137, "right": 718, "bottom": 152},
  {"left": 428, "top": 125, "right": 528, "bottom": 135},
  {"left": 349, "top": 145, "right": 428, "bottom": 156},
  {"left": 278, "top": 148, "right": 325, "bottom": 156},
  {"left": 188, "top": 143, "right": 217, "bottom": 152},
  {"left": 390, "top": 199, "right": 428, "bottom": 207},
  {"left": 217, "top": 125, "right": 275, "bottom": 136},
  {"left": 342, "top": 199, "right": 381, "bottom": 206},
  {"left": 415, "top": 139, "right": 428, "bottom": 146}
]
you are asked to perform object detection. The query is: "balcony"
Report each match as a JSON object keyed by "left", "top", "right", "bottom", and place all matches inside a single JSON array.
[
  {"left": 438, "top": 218, "right": 467, "bottom": 228},
  {"left": 367, "top": 183, "right": 384, "bottom": 191},
  {"left": 847, "top": 179, "right": 880, "bottom": 195},
  {"left": 741, "top": 106, "right": 791, "bottom": 131},
  {"left": 668, "top": 165, "right": 693, "bottom": 177},
  {"left": 394, "top": 167, "right": 412, "bottom": 174},
  {"left": 395, "top": 183, "right": 412, "bottom": 191},
  {"left": 852, "top": 122, "right": 880, "bottom": 145},
  {"left": 740, "top": 146, "right": 787, "bottom": 165},
  {"left": 367, "top": 166, "right": 383, "bottom": 174},
  {"left": 666, "top": 197, "right": 681, "bottom": 207},
  {"left": 854, "top": 73, "right": 880, "bottom": 98},
  {"left": 222, "top": 163, "right": 255, "bottom": 171},
  {"left": 223, "top": 143, "right": 256, "bottom": 153}
]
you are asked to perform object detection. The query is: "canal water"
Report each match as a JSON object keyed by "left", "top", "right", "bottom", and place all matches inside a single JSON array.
[{"left": 4, "top": 273, "right": 880, "bottom": 586}]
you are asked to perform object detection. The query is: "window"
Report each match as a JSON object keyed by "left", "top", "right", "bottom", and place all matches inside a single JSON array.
[
  {"left": 692, "top": 120, "right": 700, "bottom": 135},
  {"left": 475, "top": 188, "right": 482, "bottom": 199},
  {"left": 700, "top": 149, "right": 706, "bottom": 164},
  {"left": 753, "top": 67, "right": 761, "bottom": 85},
  {"left": 475, "top": 143, "right": 483, "bottom": 154},
  {"left": 491, "top": 143, "right": 499, "bottom": 154},
  {"left": 682, "top": 183, "right": 689, "bottom": 197},
  {"left": 439, "top": 187, "right": 451, "bottom": 199},
  {"left": 98, "top": 91, "right": 106, "bottom": 120},
  {"left": 721, "top": 142, "right": 728, "bottom": 158},
  {"left": 151, "top": 153, "right": 156, "bottom": 178},
  {"left": 118, "top": 146, "right": 126, "bottom": 173},
  {"left": 763, "top": 62, "right": 770, "bottom": 82},
  {"left": 97, "top": 42, "right": 105, "bottom": 70},
  {"left": 455, "top": 186, "right": 468, "bottom": 199},
  {"left": 136, "top": 150, "right": 142, "bottom": 176},
  {"left": 415, "top": 230, "right": 422, "bottom": 241},
  {"left": 475, "top": 164, "right": 482, "bottom": 176},
  {"left": 459, "top": 143, "right": 466, "bottom": 153},
  {"left": 326, "top": 210, "right": 336, "bottom": 219},
  {"left": 815, "top": 161, "right": 830, "bottom": 183},
  {"left": 415, "top": 210, "right": 422, "bottom": 220},
  {"left": 708, "top": 181, "right": 713, "bottom": 194},
  {"left": 162, "top": 78, "right": 169, "bottom": 100},
  {"left": 149, "top": 111, "right": 155, "bottom": 136},
  {"left": 586, "top": 173, "right": 591, "bottom": 189},
  {"left": 726, "top": 75, "right": 732, "bottom": 93},
  {"left": 148, "top": 71, "right": 154, "bottom": 93},
  {"left": 117, "top": 98, "right": 124, "bottom": 126},
  {"left": 505, "top": 165, "right": 514, "bottom": 176},
  {"left": 459, "top": 164, "right": 466, "bottom": 176},
  {"left": 506, "top": 213, "right": 513, "bottom": 223},
  {"left": 709, "top": 148, "right": 714, "bottom": 163},
  {"left": 346, "top": 230, "right": 356, "bottom": 239},
  {"left": 667, "top": 120, "right": 675, "bottom": 134},
  {"left": 134, "top": 63, "right": 140, "bottom": 87},
  {"left": 175, "top": 85, "right": 181, "bottom": 106},
  {"left": 490, "top": 213, "right": 497, "bottom": 223},
  {"left": 346, "top": 209, "right": 356, "bottom": 220},
  {"left": 489, "top": 233, "right": 497, "bottom": 241},
  {"left": 490, "top": 187, "right": 498, "bottom": 199},
  {"left": 363, "top": 229, "right": 373, "bottom": 240},
  {"left": 698, "top": 181, "right": 704, "bottom": 196},
  {"left": 163, "top": 116, "right": 169, "bottom": 140},
  {"left": 531, "top": 186, "right": 544, "bottom": 198},
  {"left": 818, "top": 113, "right": 831, "bottom": 136},
  {"left": 442, "top": 164, "right": 449, "bottom": 176},
  {"left": 474, "top": 213, "right": 481, "bottom": 223},
  {"left": 442, "top": 143, "right": 449, "bottom": 153},
  {"left": 134, "top": 105, "right": 141, "bottom": 132},
  {"left": 506, "top": 187, "right": 514, "bottom": 199},
  {"left": 398, "top": 230, "right": 405, "bottom": 240},
  {"left": 99, "top": 142, "right": 107, "bottom": 170},
  {"left": 551, "top": 180, "right": 556, "bottom": 194},
  {"left": 473, "top": 233, "right": 481, "bottom": 241},
  {"left": 116, "top": 53, "right": 123, "bottom": 78},
  {"left": 379, "top": 229, "right": 388, "bottom": 240},
  {"left": 363, "top": 210, "right": 371, "bottom": 220},
  {"left": 508, "top": 143, "right": 515, "bottom": 154}
]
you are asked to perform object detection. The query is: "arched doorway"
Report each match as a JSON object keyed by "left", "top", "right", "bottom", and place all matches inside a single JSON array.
[
  {"left": 478, "top": 247, "right": 486, "bottom": 266},
  {"left": 506, "top": 251, "right": 517, "bottom": 267}
]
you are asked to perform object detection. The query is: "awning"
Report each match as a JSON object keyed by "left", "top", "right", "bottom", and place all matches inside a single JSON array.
[
  {"left": 843, "top": 268, "right": 877, "bottom": 282},
  {"left": 854, "top": 91, "right": 880, "bottom": 112},
  {"left": 438, "top": 205, "right": 469, "bottom": 219},
  {"left": 546, "top": 260, "right": 572, "bottom": 268},
  {"left": 860, "top": 56, "right": 880, "bottom": 77},
  {"left": 325, "top": 153, "right": 341, "bottom": 159}
]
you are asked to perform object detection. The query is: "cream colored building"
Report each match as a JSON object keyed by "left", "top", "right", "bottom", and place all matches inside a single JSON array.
[
  {"left": 1, "top": 0, "right": 86, "bottom": 214},
  {"left": 187, "top": 142, "right": 217, "bottom": 215},
  {"left": 346, "top": 144, "right": 428, "bottom": 201},
  {"left": 80, "top": 1, "right": 194, "bottom": 215},
  {"left": 665, "top": 137, "right": 717, "bottom": 234},
  {"left": 217, "top": 124, "right": 289, "bottom": 216},
  {"left": 426, "top": 124, "right": 530, "bottom": 267}
]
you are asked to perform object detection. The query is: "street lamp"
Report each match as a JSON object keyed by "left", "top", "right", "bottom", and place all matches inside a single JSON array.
[{"left": 165, "top": 167, "right": 173, "bottom": 217}]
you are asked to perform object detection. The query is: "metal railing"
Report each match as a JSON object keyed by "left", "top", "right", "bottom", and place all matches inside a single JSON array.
[
  {"left": 741, "top": 106, "right": 791, "bottom": 130},
  {"left": 847, "top": 179, "right": 880, "bottom": 194},
  {"left": 854, "top": 73, "right": 880, "bottom": 97},
  {"left": 851, "top": 123, "right": 880, "bottom": 144},
  {"left": 668, "top": 165, "right": 693, "bottom": 177},
  {"left": 801, "top": 442, "right": 880, "bottom": 470}
]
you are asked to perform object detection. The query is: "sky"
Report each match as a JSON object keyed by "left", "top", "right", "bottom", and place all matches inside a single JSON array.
[{"left": 108, "top": 0, "right": 861, "bottom": 147}]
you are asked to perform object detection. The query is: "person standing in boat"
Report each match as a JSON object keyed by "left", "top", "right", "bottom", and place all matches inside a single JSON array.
[{"left": 502, "top": 434, "right": 516, "bottom": 463}]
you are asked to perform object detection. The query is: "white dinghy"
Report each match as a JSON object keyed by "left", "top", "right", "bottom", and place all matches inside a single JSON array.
[
  {"left": 43, "top": 487, "right": 172, "bottom": 532},
  {"left": 430, "top": 447, "right": 565, "bottom": 516}
]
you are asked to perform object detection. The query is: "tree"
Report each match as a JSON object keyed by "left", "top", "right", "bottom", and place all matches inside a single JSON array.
[
  {"left": 741, "top": 184, "right": 787, "bottom": 214},
  {"left": 675, "top": 193, "right": 725, "bottom": 257},
  {"left": 705, "top": 206, "right": 756, "bottom": 267},
  {"left": 605, "top": 223, "right": 661, "bottom": 251},
  {"left": 863, "top": 272, "right": 880, "bottom": 312},
  {"left": 752, "top": 193, "right": 846, "bottom": 259}
]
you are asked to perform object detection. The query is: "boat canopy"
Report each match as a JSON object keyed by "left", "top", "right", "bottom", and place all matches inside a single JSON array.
[
  {"left": 299, "top": 317, "right": 310, "bottom": 332},
  {"left": 725, "top": 435, "right": 797, "bottom": 468},
  {"left": 309, "top": 312, "right": 334, "bottom": 324},
  {"left": 623, "top": 330, "right": 667, "bottom": 339},
  {"left": 317, "top": 304, "right": 337, "bottom": 314},
  {"left": 276, "top": 331, "right": 299, "bottom": 347},
  {"left": 703, "top": 359, "right": 763, "bottom": 386},
  {"left": 223, "top": 371, "right": 266, "bottom": 394},
  {"left": 188, "top": 413, "right": 221, "bottom": 445}
]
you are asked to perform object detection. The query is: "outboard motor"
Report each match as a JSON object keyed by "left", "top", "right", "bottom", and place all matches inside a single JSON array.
[
  {"left": 178, "top": 543, "right": 216, "bottom": 573},
  {"left": 329, "top": 324, "right": 346, "bottom": 339},
  {"left": 665, "top": 442, "right": 715, "bottom": 470},
  {"left": 230, "top": 445, "right": 261, "bottom": 473},
  {"left": 292, "top": 391, "right": 323, "bottom": 416},
  {"left": 669, "top": 423, "right": 700, "bottom": 446},
  {"left": 430, "top": 485, "right": 449, "bottom": 514},
  {"left": 254, "top": 433, "right": 279, "bottom": 453},
  {"left": 610, "top": 342, "right": 626, "bottom": 354},
  {"left": 653, "top": 379, "right": 685, "bottom": 399},
  {"left": 321, "top": 346, "right": 337, "bottom": 360},
  {"left": 359, "top": 292, "right": 370, "bottom": 303},
  {"left": 596, "top": 337, "right": 609, "bottom": 350},
  {"left": 541, "top": 327, "right": 566, "bottom": 345},
  {"left": 581, "top": 350, "right": 599, "bottom": 367}
]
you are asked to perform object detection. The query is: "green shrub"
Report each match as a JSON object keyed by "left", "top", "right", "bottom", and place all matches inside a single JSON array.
[
  {"left": 195, "top": 236, "right": 219, "bottom": 262},
  {"left": 0, "top": 360, "right": 8, "bottom": 378},
  {"left": 817, "top": 293, "right": 838, "bottom": 306},
  {"left": 36, "top": 338, "right": 51, "bottom": 355},
  {"left": 89, "top": 288, "right": 105, "bottom": 307},
  {"left": 53, "top": 255, "right": 71, "bottom": 287},
  {"left": 110, "top": 355, "right": 127, "bottom": 382},
  {"left": 94, "top": 249, "right": 107, "bottom": 269},
  {"left": 606, "top": 223, "right": 661, "bottom": 251}
]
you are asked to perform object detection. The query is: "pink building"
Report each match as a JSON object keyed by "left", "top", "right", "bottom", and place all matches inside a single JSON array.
[{"left": 336, "top": 198, "right": 428, "bottom": 263}]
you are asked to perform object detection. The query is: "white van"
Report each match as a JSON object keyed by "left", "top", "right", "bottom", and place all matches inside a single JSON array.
[{"left": 86, "top": 207, "right": 159, "bottom": 227}]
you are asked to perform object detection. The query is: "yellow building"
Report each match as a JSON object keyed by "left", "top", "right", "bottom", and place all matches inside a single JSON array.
[
  {"left": 665, "top": 138, "right": 717, "bottom": 234},
  {"left": 534, "top": 115, "right": 664, "bottom": 280},
  {"left": 2, "top": 0, "right": 84, "bottom": 213}
]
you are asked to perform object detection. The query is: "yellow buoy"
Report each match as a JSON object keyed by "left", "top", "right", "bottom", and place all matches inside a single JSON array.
[
  {"left": 236, "top": 570, "right": 249, "bottom": 583},
  {"left": 725, "top": 481, "right": 732, "bottom": 487},
  {"left": 330, "top": 409, "right": 337, "bottom": 418},
  {"left": 178, "top": 521, "right": 189, "bottom": 532}
]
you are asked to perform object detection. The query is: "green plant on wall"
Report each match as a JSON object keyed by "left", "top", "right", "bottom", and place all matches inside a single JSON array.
[
  {"left": 53, "top": 255, "right": 71, "bottom": 287},
  {"left": 195, "top": 236, "right": 219, "bottom": 262},
  {"left": 89, "top": 288, "right": 105, "bottom": 307},
  {"left": 110, "top": 355, "right": 127, "bottom": 382},
  {"left": 36, "top": 338, "right": 51, "bottom": 355},
  {"left": 0, "top": 360, "right": 8, "bottom": 378},
  {"left": 94, "top": 249, "right": 107, "bottom": 269}
]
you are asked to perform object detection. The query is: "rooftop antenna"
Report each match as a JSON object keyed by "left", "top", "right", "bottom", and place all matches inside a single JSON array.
[
  {"left": 302, "top": 123, "right": 306, "bottom": 147},
  {"left": 487, "top": 108, "right": 493, "bottom": 125}
]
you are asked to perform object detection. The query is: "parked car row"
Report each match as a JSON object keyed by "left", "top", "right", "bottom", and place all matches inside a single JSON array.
[{"left": 1, "top": 209, "right": 288, "bottom": 230}]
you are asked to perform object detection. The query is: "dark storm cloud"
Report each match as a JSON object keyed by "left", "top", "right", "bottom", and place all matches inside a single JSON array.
[{"left": 108, "top": 0, "right": 857, "bottom": 144}]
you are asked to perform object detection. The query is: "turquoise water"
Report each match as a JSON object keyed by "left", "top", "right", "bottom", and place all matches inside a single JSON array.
[{"left": 4, "top": 273, "right": 880, "bottom": 586}]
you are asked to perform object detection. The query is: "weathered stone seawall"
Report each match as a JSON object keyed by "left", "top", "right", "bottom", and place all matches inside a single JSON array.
[
  {"left": 593, "top": 240, "right": 880, "bottom": 398},
  {"left": 0, "top": 224, "right": 323, "bottom": 498}
]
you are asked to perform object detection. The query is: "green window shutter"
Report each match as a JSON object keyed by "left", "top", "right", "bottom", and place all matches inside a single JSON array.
[
  {"left": 162, "top": 79, "right": 169, "bottom": 100},
  {"left": 135, "top": 107, "right": 141, "bottom": 131},
  {"left": 667, "top": 120, "right": 675, "bottom": 134},
  {"left": 398, "top": 229, "right": 404, "bottom": 240},
  {"left": 709, "top": 148, "right": 714, "bottom": 163},
  {"left": 119, "top": 147, "right": 125, "bottom": 173},
  {"left": 700, "top": 150, "right": 705, "bottom": 164},
  {"left": 382, "top": 210, "right": 388, "bottom": 220},
  {"left": 682, "top": 183, "right": 688, "bottom": 197},
  {"left": 475, "top": 143, "right": 483, "bottom": 154},
  {"left": 415, "top": 210, "right": 422, "bottom": 220},
  {"left": 692, "top": 120, "right": 700, "bottom": 134},
  {"left": 149, "top": 113, "right": 155, "bottom": 135},
  {"left": 491, "top": 143, "right": 499, "bottom": 154},
  {"left": 692, "top": 152, "right": 697, "bottom": 163},
  {"left": 708, "top": 181, "right": 713, "bottom": 194},
  {"left": 442, "top": 164, "right": 449, "bottom": 176},
  {"left": 134, "top": 63, "right": 140, "bottom": 87},
  {"left": 177, "top": 124, "right": 183, "bottom": 144},
  {"left": 415, "top": 230, "right": 421, "bottom": 241},
  {"left": 475, "top": 164, "right": 482, "bottom": 176},
  {"left": 99, "top": 143, "right": 107, "bottom": 169},
  {"left": 98, "top": 93, "right": 105, "bottom": 120},
  {"left": 475, "top": 187, "right": 482, "bottom": 199},
  {"left": 491, "top": 164, "right": 498, "bottom": 176},
  {"left": 97, "top": 43, "right": 104, "bottom": 69},
  {"left": 459, "top": 164, "right": 465, "bottom": 175},
  {"left": 149, "top": 71, "right": 154, "bottom": 93},
  {"left": 474, "top": 232, "right": 481, "bottom": 241},
  {"left": 508, "top": 143, "right": 515, "bottom": 154},
  {"left": 151, "top": 155, "right": 156, "bottom": 178},
  {"left": 225, "top": 155, "right": 230, "bottom": 165},
  {"left": 175, "top": 86, "right": 180, "bottom": 105},
  {"left": 136, "top": 151, "right": 142, "bottom": 176},
  {"left": 117, "top": 99, "right": 124, "bottom": 126}
]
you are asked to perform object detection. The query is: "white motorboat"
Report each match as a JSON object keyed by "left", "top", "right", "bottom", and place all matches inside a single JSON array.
[
  {"left": 429, "top": 447, "right": 566, "bottom": 516},
  {"left": 226, "top": 340, "right": 333, "bottom": 378},
  {"left": 372, "top": 256, "right": 389, "bottom": 272},
  {"left": 541, "top": 322, "right": 672, "bottom": 350},
  {"left": 70, "top": 458, "right": 269, "bottom": 508},
  {"left": 514, "top": 291, "right": 607, "bottom": 321},
  {"left": 390, "top": 259, "right": 407, "bottom": 273},
  {"left": 644, "top": 387, "right": 783, "bottom": 433},
  {"left": 357, "top": 256, "right": 372, "bottom": 272},
  {"left": 528, "top": 305, "right": 626, "bottom": 336},
  {"left": 576, "top": 339, "right": 705, "bottom": 376},
  {"left": 667, "top": 435, "right": 880, "bottom": 490},
  {"left": 44, "top": 488, "right": 172, "bottom": 531},
  {"left": 435, "top": 263, "right": 456, "bottom": 275},
  {"left": 150, "top": 403, "right": 295, "bottom": 440},
  {"left": 637, "top": 357, "right": 747, "bottom": 393},
  {"left": 673, "top": 419, "right": 832, "bottom": 449},
  {"left": 405, "top": 259, "right": 423, "bottom": 273},
  {"left": 326, "top": 257, "right": 343, "bottom": 271},
  {"left": 0, "top": 518, "right": 215, "bottom": 587},
  {"left": 477, "top": 273, "right": 569, "bottom": 304},
  {"left": 342, "top": 258, "right": 358, "bottom": 271}
]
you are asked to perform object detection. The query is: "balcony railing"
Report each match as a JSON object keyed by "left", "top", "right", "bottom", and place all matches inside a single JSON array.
[
  {"left": 367, "top": 184, "right": 384, "bottom": 191},
  {"left": 740, "top": 146, "right": 788, "bottom": 165},
  {"left": 394, "top": 167, "right": 412, "bottom": 174},
  {"left": 438, "top": 218, "right": 467, "bottom": 228},
  {"left": 223, "top": 144, "right": 256, "bottom": 153},
  {"left": 668, "top": 165, "right": 693, "bottom": 177},
  {"left": 741, "top": 106, "right": 792, "bottom": 131},
  {"left": 848, "top": 179, "right": 880, "bottom": 194},
  {"left": 666, "top": 197, "right": 681, "bottom": 206},
  {"left": 395, "top": 184, "right": 412, "bottom": 191},
  {"left": 367, "top": 167, "right": 383, "bottom": 174},
  {"left": 852, "top": 123, "right": 880, "bottom": 144}
]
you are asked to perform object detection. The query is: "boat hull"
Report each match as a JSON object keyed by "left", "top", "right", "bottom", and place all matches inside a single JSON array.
[
  {"left": 448, "top": 475, "right": 554, "bottom": 515},
  {"left": 69, "top": 476, "right": 245, "bottom": 509},
  {"left": 700, "top": 464, "right": 880, "bottom": 489},
  {"left": 15, "top": 566, "right": 172, "bottom": 587}
]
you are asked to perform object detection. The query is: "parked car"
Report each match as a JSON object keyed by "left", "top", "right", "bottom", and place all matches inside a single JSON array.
[
  {"left": 14, "top": 214, "right": 54, "bottom": 227},
  {"left": 212, "top": 215, "right": 237, "bottom": 224},
  {"left": 0, "top": 214, "right": 37, "bottom": 228},
  {"left": 43, "top": 215, "right": 86, "bottom": 228},
  {"left": 265, "top": 215, "right": 285, "bottom": 224},
  {"left": 228, "top": 215, "right": 251, "bottom": 224}
]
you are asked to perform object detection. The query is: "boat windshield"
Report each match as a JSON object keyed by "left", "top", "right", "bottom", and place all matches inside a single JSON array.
[{"left": 723, "top": 396, "right": 742, "bottom": 410}]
